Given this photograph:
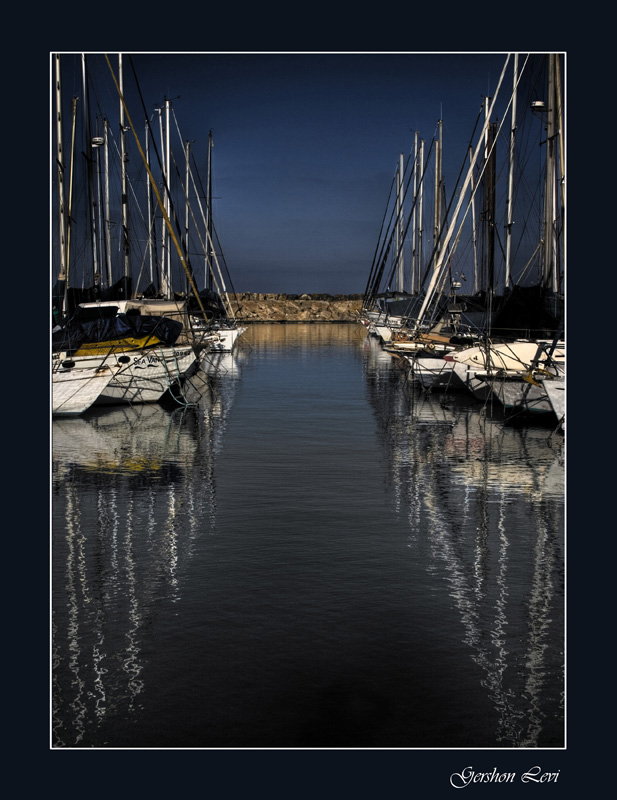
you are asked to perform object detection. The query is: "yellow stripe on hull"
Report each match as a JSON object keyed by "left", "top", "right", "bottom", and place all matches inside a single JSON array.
[{"left": 74, "top": 336, "right": 162, "bottom": 356}]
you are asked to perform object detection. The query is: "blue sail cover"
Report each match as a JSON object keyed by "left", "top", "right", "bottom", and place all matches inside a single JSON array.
[
  {"left": 491, "top": 286, "right": 563, "bottom": 339},
  {"left": 52, "top": 313, "right": 184, "bottom": 354},
  {"left": 52, "top": 277, "right": 134, "bottom": 323}
]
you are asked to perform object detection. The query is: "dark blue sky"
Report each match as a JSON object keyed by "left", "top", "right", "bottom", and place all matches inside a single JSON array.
[{"left": 55, "top": 52, "right": 529, "bottom": 295}]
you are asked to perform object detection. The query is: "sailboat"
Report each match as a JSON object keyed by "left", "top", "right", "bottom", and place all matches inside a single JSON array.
[
  {"left": 52, "top": 306, "right": 200, "bottom": 407},
  {"left": 483, "top": 338, "right": 565, "bottom": 417},
  {"left": 362, "top": 71, "right": 515, "bottom": 361},
  {"left": 442, "top": 338, "right": 564, "bottom": 407},
  {"left": 52, "top": 55, "right": 245, "bottom": 415},
  {"left": 466, "top": 54, "right": 565, "bottom": 416},
  {"left": 376, "top": 55, "right": 565, "bottom": 412},
  {"left": 183, "top": 130, "right": 246, "bottom": 352},
  {"left": 361, "top": 135, "right": 443, "bottom": 343},
  {"left": 363, "top": 77, "right": 503, "bottom": 387},
  {"left": 52, "top": 55, "right": 205, "bottom": 414}
]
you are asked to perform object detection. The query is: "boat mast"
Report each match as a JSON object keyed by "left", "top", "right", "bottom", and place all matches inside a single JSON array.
[
  {"left": 414, "top": 55, "right": 511, "bottom": 330},
  {"left": 165, "top": 98, "right": 172, "bottom": 296},
  {"left": 157, "top": 103, "right": 171, "bottom": 298},
  {"left": 119, "top": 55, "right": 130, "bottom": 285},
  {"left": 469, "top": 145, "right": 479, "bottom": 294},
  {"left": 410, "top": 133, "right": 418, "bottom": 293},
  {"left": 504, "top": 53, "right": 518, "bottom": 290},
  {"left": 82, "top": 54, "right": 100, "bottom": 289},
  {"left": 433, "top": 119, "right": 443, "bottom": 263},
  {"left": 395, "top": 152, "right": 405, "bottom": 293},
  {"left": 102, "top": 119, "right": 113, "bottom": 286},
  {"left": 65, "top": 97, "right": 78, "bottom": 303},
  {"left": 416, "top": 138, "right": 425, "bottom": 295},
  {"left": 183, "top": 134, "right": 235, "bottom": 319},
  {"left": 54, "top": 55, "right": 67, "bottom": 316},
  {"left": 542, "top": 54, "right": 559, "bottom": 294},
  {"left": 103, "top": 54, "right": 209, "bottom": 319},
  {"left": 92, "top": 125, "right": 106, "bottom": 285},
  {"left": 145, "top": 119, "right": 155, "bottom": 288},
  {"left": 206, "top": 129, "right": 213, "bottom": 291},
  {"left": 554, "top": 55, "right": 565, "bottom": 296},
  {"left": 185, "top": 138, "right": 191, "bottom": 296},
  {"left": 483, "top": 100, "right": 496, "bottom": 299}
]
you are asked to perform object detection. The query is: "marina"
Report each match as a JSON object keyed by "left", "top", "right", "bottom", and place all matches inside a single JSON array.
[{"left": 51, "top": 52, "right": 566, "bottom": 753}]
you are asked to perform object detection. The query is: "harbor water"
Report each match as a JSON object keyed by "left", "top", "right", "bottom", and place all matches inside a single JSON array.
[{"left": 51, "top": 324, "right": 565, "bottom": 749}]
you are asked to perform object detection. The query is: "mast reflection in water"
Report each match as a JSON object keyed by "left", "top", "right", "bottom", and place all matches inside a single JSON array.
[
  {"left": 52, "top": 325, "right": 564, "bottom": 748},
  {"left": 52, "top": 349, "right": 243, "bottom": 748},
  {"left": 363, "top": 335, "right": 564, "bottom": 748}
]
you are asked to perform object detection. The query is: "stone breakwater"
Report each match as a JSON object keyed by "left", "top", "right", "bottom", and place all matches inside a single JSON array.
[{"left": 230, "top": 293, "right": 364, "bottom": 323}]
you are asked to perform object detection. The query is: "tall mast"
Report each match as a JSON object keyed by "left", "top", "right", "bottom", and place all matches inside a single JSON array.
[
  {"left": 415, "top": 54, "right": 511, "bottom": 329},
  {"left": 554, "top": 54, "right": 565, "bottom": 296},
  {"left": 411, "top": 133, "right": 418, "bottom": 293},
  {"left": 92, "top": 124, "right": 106, "bottom": 285},
  {"left": 417, "top": 138, "right": 425, "bottom": 295},
  {"left": 102, "top": 118, "right": 113, "bottom": 286},
  {"left": 119, "top": 55, "right": 130, "bottom": 284},
  {"left": 480, "top": 94, "right": 497, "bottom": 297},
  {"left": 54, "top": 55, "right": 67, "bottom": 315},
  {"left": 185, "top": 139, "right": 191, "bottom": 296},
  {"left": 485, "top": 117, "right": 497, "bottom": 299},
  {"left": 165, "top": 98, "right": 172, "bottom": 296},
  {"left": 82, "top": 54, "right": 100, "bottom": 288},
  {"left": 542, "top": 54, "right": 558, "bottom": 292},
  {"left": 433, "top": 119, "right": 442, "bottom": 261},
  {"left": 157, "top": 104, "right": 171, "bottom": 297},
  {"left": 206, "top": 129, "right": 213, "bottom": 290},
  {"left": 480, "top": 96, "right": 497, "bottom": 296},
  {"left": 469, "top": 146, "right": 479, "bottom": 293},
  {"left": 65, "top": 97, "right": 78, "bottom": 302},
  {"left": 482, "top": 97, "right": 490, "bottom": 292},
  {"left": 504, "top": 53, "right": 518, "bottom": 290},
  {"left": 395, "top": 152, "right": 405, "bottom": 293},
  {"left": 103, "top": 54, "right": 209, "bottom": 319},
  {"left": 145, "top": 119, "right": 154, "bottom": 288}
]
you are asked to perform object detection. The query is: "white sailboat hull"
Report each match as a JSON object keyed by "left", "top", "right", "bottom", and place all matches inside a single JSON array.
[
  {"left": 52, "top": 364, "right": 118, "bottom": 416},
  {"left": 208, "top": 326, "right": 247, "bottom": 352},
  {"left": 490, "top": 377, "right": 554, "bottom": 414},
  {"left": 450, "top": 339, "right": 565, "bottom": 373},
  {"left": 445, "top": 340, "right": 565, "bottom": 407},
  {"left": 52, "top": 346, "right": 199, "bottom": 406},
  {"left": 407, "top": 357, "right": 467, "bottom": 391},
  {"left": 372, "top": 324, "right": 393, "bottom": 342},
  {"left": 542, "top": 376, "right": 565, "bottom": 422},
  {"left": 447, "top": 362, "right": 493, "bottom": 400}
]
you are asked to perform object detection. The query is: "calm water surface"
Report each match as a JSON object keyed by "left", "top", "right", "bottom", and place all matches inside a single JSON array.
[{"left": 51, "top": 324, "right": 565, "bottom": 749}]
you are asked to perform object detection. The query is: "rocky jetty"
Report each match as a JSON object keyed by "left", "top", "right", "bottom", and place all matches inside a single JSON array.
[{"left": 230, "top": 293, "right": 363, "bottom": 323}]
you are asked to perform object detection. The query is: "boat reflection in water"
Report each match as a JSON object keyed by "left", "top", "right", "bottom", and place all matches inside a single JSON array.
[
  {"left": 52, "top": 325, "right": 563, "bottom": 748},
  {"left": 362, "top": 335, "right": 564, "bottom": 747},
  {"left": 51, "top": 349, "right": 244, "bottom": 748}
]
